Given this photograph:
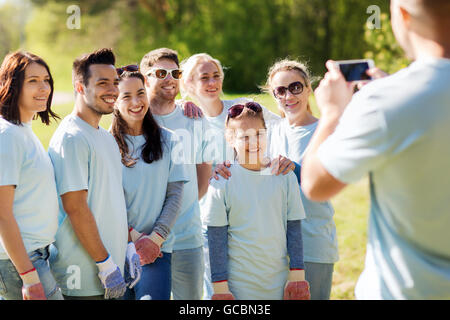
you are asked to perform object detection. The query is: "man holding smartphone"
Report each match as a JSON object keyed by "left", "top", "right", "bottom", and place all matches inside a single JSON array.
[{"left": 302, "top": 0, "right": 450, "bottom": 299}]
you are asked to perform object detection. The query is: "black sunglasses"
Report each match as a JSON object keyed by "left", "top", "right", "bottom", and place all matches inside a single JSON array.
[
  {"left": 116, "top": 64, "right": 139, "bottom": 76},
  {"left": 227, "top": 102, "right": 263, "bottom": 118},
  {"left": 273, "top": 81, "right": 304, "bottom": 98}
]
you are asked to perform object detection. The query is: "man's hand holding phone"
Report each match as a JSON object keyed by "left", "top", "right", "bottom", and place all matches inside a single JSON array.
[
  {"left": 315, "top": 59, "right": 388, "bottom": 120},
  {"left": 357, "top": 67, "right": 389, "bottom": 89},
  {"left": 314, "top": 60, "right": 356, "bottom": 120}
]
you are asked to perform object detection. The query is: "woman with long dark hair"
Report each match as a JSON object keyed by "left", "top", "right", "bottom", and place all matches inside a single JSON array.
[
  {"left": 111, "top": 69, "right": 187, "bottom": 300},
  {"left": 0, "top": 51, "right": 62, "bottom": 300}
]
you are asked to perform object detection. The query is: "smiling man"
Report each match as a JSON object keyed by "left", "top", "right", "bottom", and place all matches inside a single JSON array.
[
  {"left": 47, "top": 48, "right": 130, "bottom": 300},
  {"left": 140, "top": 48, "right": 213, "bottom": 300}
]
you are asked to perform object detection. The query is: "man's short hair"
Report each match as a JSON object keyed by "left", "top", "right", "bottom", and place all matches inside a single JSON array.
[
  {"left": 140, "top": 48, "right": 179, "bottom": 76},
  {"left": 401, "top": 0, "right": 450, "bottom": 19},
  {"left": 72, "top": 48, "right": 116, "bottom": 86},
  {"left": 421, "top": 0, "right": 450, "bottom": 18}
]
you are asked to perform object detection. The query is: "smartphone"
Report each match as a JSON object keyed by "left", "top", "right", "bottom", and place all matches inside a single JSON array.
[{"left": 335, "top": 59, "right": 375, "bottom": 82}]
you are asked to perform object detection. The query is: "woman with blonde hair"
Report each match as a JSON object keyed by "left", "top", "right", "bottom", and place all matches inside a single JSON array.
[{"left": 264, "top": 58, "right": 339, "bottom": 300}]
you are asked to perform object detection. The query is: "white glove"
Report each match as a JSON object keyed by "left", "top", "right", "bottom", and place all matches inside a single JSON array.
[
  {"left": 96, "top": 255, "right": 127, "bottom": 299},
  {"left": 124, "top": 242, "right": 142, "bottom": 289}
]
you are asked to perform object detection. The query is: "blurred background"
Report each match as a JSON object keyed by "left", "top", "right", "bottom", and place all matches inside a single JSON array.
[
  {"left": 0, "top": 0, "right": 409, "bottom": 93},
  {"left": 0, "top": 0, "right": 411, "bottom": 300}
]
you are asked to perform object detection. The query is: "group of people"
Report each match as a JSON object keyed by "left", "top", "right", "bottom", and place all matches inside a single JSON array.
[
  {"left": 1, "top": 0, "right": 450, "bottom": 301},
  {"left": 0, "top": 44, "right": 330, "bottom": 300}
]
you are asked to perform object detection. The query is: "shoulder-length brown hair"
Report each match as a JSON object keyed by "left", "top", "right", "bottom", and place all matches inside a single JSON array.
[{"left": 0, "top": 50, "right": 59, "bottom": 125}]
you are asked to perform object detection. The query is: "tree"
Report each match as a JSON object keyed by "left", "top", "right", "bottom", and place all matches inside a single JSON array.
[
  {"left": 22, "top": 0, "right": 397, "bottom": 93},
  {"left": 0, "top": 0, "right": 32, "bottom": 61}
]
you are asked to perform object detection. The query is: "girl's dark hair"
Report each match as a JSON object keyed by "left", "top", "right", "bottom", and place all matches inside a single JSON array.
[
  {"left": 111, "top": 71, "right": 164, "bottom": 167},
  {"left": 0, "top": 50, "right": 59, "bottom": 125}
]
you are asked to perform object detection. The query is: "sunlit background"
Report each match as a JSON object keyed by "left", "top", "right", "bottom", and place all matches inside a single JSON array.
[{"left": 0, "top": 0, "right": 412, "bottom": 300}]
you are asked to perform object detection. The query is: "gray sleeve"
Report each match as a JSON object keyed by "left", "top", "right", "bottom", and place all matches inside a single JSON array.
[
  {"left": 287, "top": 219, "right": 305, "bottom": 269},
  {"left": 207, "top": 225, "right": 228, "bottom": 282},
  {"left": 152, "top": 181, "right": 184, "bottom": 239}
]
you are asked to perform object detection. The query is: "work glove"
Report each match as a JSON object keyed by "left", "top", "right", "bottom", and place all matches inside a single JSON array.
[
  {"left": 20, "top": 267, "right": 46, "bottom": 300},
  {"left": 211, "top": 281, "right": 235, "bottom": 300},
  {"left": 96, "top": 255, "right": 127, "bottom": 299},
  {"left": 283, "top": 269, "right": 310, "bottom": 300},
  {"left": 134, "top": 231, "right": 164, "bottom": 266},
  {"left": 124, "top": 242, "right": 142, "bottom": 289}
]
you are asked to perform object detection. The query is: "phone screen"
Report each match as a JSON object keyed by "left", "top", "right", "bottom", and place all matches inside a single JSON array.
[{"left": 339, "top": 62, "right": 371, "bottom": 81}]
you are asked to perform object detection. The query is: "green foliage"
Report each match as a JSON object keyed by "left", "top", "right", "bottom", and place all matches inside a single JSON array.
[
  {"left": 0, "top": 0, "right": 32, "bottom": 60},
  {"left": 7, "top": 0, "right": 403, "bottom": 93},
  {"left": 364, "top": 12, "right": 411, "bottom": 74}
]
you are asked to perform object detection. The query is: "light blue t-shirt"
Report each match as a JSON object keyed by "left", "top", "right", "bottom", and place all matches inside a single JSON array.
[
  {"left": 317, "top": 57, "right": 450, "bottom": 299},
  {"left": 122, "top": 128, "right": 189, "bottom": 253},
  {"left": 268, "top": 118, "right": 339, "bottom": 264},
  {"left": 203, "top": 163, "right": 306, "bottom": 299},
  {"left": 153, "top": 103, "right": 214, "bottom": 250},
  {"left": 48, "top": 114, "right": 128, "bottom": 297},
  {"left": 0, "top": 118, "right": 59, "bottom": 259}
]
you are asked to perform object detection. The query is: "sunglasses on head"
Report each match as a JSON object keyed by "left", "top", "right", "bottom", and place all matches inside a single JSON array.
[
  {"left": 273, "top": 81, "right": 304, "bottom": 98},
  {"left": 146, "top": 68, "right": 182, "bottom": 80},
  {"left": 116, "top": 64, "right": 139, "bottom": 76},
  {"left": 227, "top": 102, "right": 263, "bottom": 118}
]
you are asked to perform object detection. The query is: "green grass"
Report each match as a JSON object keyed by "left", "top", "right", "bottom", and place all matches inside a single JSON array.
[{"left": 33, "top": 92, "right": 369, "bottom": 300}]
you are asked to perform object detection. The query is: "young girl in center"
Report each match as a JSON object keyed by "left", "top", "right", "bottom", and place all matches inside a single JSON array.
[{"left": 203, "top": 102, "right": 310, "bottom": 300}]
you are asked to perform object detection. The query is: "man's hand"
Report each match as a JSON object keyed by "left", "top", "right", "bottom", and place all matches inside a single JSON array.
[
  {"left": 96, "top": 255, "right": 127, "bottom": 299},
  {"left": 357, "top": 67, "right": 389, "bottom": 90},
  {"left": 20, "top": 268, "right": 46, "bottom": 300},
  {"left": 314, "top": 60, "right": 356, "bottom": 120},
  {"left": 212, "top": 161, "right": 232, "bottom": 180},
  {"left": 182, "top": 101, "right": 203, "bottom": 119},
  {"left": 270, "top": 155, "right": 295, "bottom": 175}
]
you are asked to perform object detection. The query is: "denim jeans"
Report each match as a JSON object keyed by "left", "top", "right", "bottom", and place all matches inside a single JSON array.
[
  {"left": 304, "top": 261, "right": 335, "bottom": 300},
  {"left": 0, "top": 246, "right": 64, "bottom": 300},
  {"left": 123, "top": 252, "right": 172, "bottom": 300},
  {"left": 171, "top": 246, "right": 204, "bottom": 300}
]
